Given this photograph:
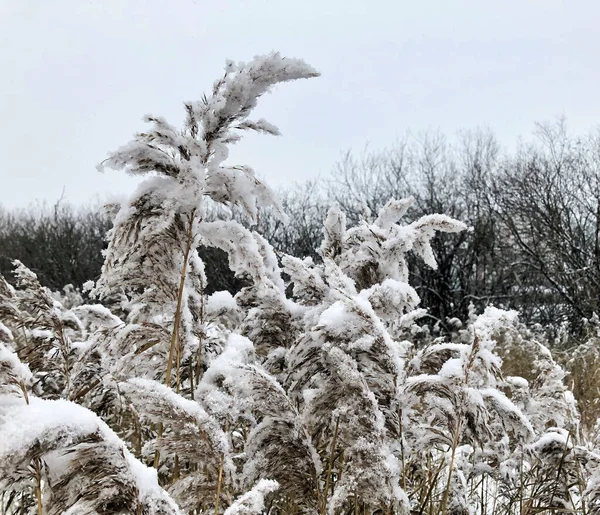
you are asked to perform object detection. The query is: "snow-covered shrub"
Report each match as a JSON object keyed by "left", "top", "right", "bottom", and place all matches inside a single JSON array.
[{"left": 2, "top": 51, "right": 600, "bottom": 515}]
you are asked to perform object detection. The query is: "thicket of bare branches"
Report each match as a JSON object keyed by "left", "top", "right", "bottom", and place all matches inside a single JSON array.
[
  {"left": 0, "top": 202, "right": 110, "bottom": 291},
  {"left": 3, "top": 121, "right": 599, "bottom": 338}
]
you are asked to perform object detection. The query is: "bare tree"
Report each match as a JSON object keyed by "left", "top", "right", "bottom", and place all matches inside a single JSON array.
[
  {"left": 492, "top": 120, "right": 600, "bottom": 334},
  {"left": 0, "top": 201, "right": 111, "bottom": 290}
]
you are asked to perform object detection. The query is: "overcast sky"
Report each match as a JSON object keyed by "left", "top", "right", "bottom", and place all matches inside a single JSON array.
[{"left": 1, "top": 0, "right": 599, "bottom": 209}]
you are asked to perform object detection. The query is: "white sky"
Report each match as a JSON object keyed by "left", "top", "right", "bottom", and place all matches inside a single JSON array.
[{"left": 1, "top": 0, "right": 599, "bottom": 208}]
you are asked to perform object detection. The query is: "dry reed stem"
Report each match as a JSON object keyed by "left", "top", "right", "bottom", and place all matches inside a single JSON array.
[
  {"left": 322, "top": 416, "right": 341, "bottom": 515},
  {"left": 214, "top": 454, "right": 224, "bottom": 515},
  {"left": 165, "top": 211, "right": 196, "bottom": 387},
  {"left": 34, "top": 459, "right": 42, "bottom": 515}
]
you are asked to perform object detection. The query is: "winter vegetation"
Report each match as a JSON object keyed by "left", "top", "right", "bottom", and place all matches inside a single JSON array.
[{"left": 2, "top": 52, "right": 600, "bottom": 515}]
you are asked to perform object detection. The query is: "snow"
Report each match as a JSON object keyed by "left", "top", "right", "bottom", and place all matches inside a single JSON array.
[
  {"left": 439, "top": 357, "right": 464, "bottom": 379},
  {"left": 318, "top": 301, "right": 347, "bottom": 333},
  {"left": 197, "top": 333, "right": 255, "bottom": 418},
  {"left": 224, "top": 479, "right": 279, "bottom": 515},
  {"left": 480, "top": 387, "right": 534, "bottom": 438},
  {"left": 82, "top": 279, "right": 95, "bottom": 292},
  {"left": 409, "top": 342, "right": 468, "bottom": 371},
  {"left": 375, "top": 197, "right": 414, "bottom": 230},
  {"left": 203, "top": 333, "right": 254, "bottom": 381},
  {"left": 531, "top": 429, "right": 571, "bottom": 453},
  {"left": 0, "top": 395, "right": 119, "bottom": 458},
  {"left": 207, "top": 290, "right": 238, "bottom": 314},
  {"left": 125, "top": 455, "right": 181, "bottom": 514},
  {"left": 506, "top": 376, "right": 529, "bottom": 389},
  {"left": 472, "top": 306, "right": 519, "bottom": 340},
  {"left": 73, "top": 304, "right": 122, "bottom": 328},
  {"left": 360, "top": 279, "right": 420, "bottom": 319},
  {"left": 0, "top": 321, "right": 14, "bottom": 342},
  {"left": 124, "top": 378, "right": 230, "bottom": 454},
  {"left": 0, "top": 342, "right": 32, "bottom": 386}
]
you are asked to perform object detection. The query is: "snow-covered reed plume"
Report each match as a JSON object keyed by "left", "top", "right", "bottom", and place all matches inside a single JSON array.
[{"left": 91, "top": 52, "right": 318, "bottom": 391}]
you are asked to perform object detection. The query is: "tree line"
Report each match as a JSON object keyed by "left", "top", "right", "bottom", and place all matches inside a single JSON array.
[{"left": 1, "top": 119, "right": 599, "bottom": 340}]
